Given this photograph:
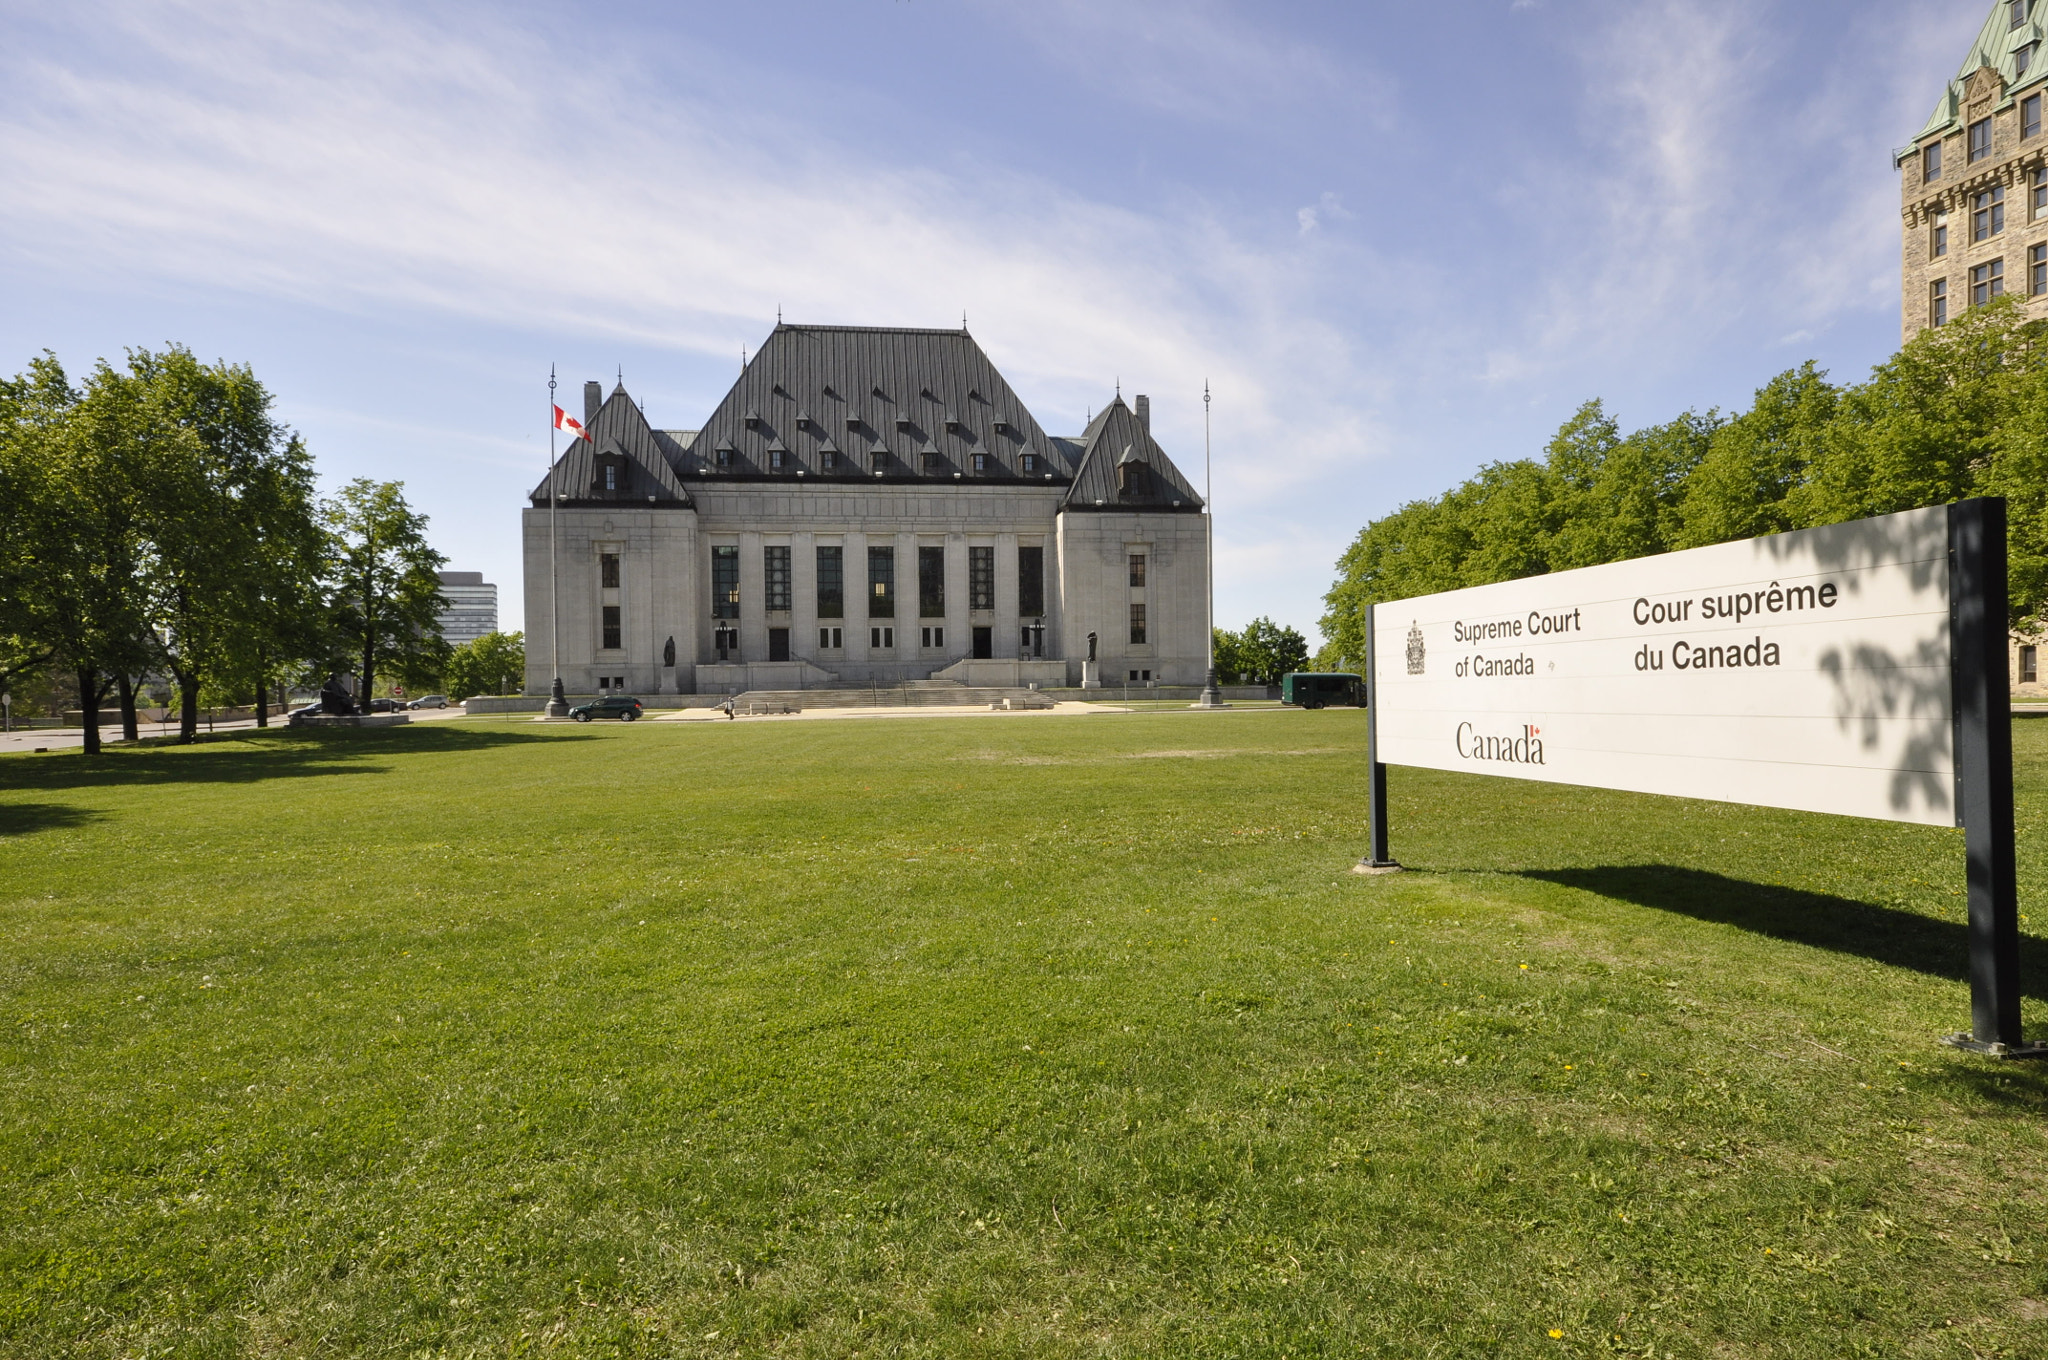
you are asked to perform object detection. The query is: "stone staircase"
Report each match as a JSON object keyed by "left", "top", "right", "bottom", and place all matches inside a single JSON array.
[{"left": 728, "top": 679, "right": 1056, "bottom": 711}]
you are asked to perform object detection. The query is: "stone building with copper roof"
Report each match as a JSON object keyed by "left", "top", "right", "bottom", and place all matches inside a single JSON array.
[{"left": 521, "top": 324, "right": 1209, "bottom": 696}]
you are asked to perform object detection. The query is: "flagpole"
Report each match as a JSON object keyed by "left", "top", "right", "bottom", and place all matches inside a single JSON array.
[
  {"left": 546, "top": 367, "right": 568, "bottom": 717},
  {"left": 1195, "top": 379, "right": 1226, "bottom": 708}
]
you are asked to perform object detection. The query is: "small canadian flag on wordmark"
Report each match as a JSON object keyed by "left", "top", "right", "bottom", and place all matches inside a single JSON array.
[{"left": 552, "top": 404, "right": 592, "bottom": 442}]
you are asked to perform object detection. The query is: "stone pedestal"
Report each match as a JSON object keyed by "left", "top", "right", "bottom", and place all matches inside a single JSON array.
[{"left": 1081, "top": 660, "right": 1102, "bottom": 690}]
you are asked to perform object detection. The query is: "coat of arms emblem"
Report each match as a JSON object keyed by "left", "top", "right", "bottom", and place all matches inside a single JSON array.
[{"left": 1405, "top": 621, "right": 1425, "bottom": 675}]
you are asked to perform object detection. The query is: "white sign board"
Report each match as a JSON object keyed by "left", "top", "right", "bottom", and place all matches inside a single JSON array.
[{"left": 1372, "top": 505, "right": 1956, "bottom": 826}]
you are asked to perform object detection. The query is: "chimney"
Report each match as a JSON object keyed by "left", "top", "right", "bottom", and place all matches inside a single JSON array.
[
  {"left": 1134, "top": 394, "right": 1150, "bottom": 433},
  {"left": 584, "top": 380, "right": 603, "bottom": 428}
]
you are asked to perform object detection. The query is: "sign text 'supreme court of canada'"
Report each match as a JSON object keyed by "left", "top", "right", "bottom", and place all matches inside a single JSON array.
[{"left": 1372, "top": 506, "right": 1957, "bottom": 826}]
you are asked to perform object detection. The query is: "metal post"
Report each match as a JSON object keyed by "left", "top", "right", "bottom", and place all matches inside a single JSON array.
[
  {"left": 1194, "top": 380, "right": 1227, "bottom": 708},
  {"left": 1945, "top": 497, "right": 2041, "bottom": 1055},
  {"left": 1355, "top": 605, "right": 1400, "bottom": 873},
  {"left": 546, "top": 368, "right": 569, "bottom": 718}
]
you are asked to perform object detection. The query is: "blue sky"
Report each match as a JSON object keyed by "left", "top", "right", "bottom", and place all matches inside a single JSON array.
[{"left": 0, "top": 0, "right": 1994, "bottom": 645}]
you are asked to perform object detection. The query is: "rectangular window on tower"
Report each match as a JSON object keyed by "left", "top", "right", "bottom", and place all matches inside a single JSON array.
[
  {"left": 2035, "top": 166, "right": 2048, "bottom": 219},
  {"left": 600, "top": 553, "right": 620, "bottom": 588},
  {"left": 2034, "top": 244, "right": 2047, "bottom": 295},
  {"left": 2028, "top": 92, "right": 2044, "bottom": 140},
  {"left": 918, "top": 546, "right": 945, "bottom": 617},
  {"left": 1129, "top": 602, "right": 1147, "bottom": 645},
  {"left": 764, "top": 546, "right": 791, "bottom": 612},
  {"left": 816, "top": 546, "right": 843, "bottom": 619},
  {"left": 1973, "top": 185, "right": 2006, "bottom": 241},
  {"left": 2024, "top": 644, "right": 2039, "bottom": 684},
  {"left": 1128, "top": 553, "right": 1147, "bottom": 587},
  {"left": 1932, "top": 277, "right": 1949, "bottom": 326},
  {"left": 1971, "top": 117, "right": 1993, "bottom": 163},
  {"left": 1018, "top": 545, "right": 1044, "bottom": 618},
  {"left": 711, "top": 546, "right": 739, "bottom": 619},
  {"left": 601, "top": 606, "right": 622, "bottom": 651},
  {"left": 1973, "top": 258, "right": 2005, "bottom": 306},
  {"left": 969, "top": 546, "right": 994, "bottom": 610},
  {"left": 1932, "top": 211, "right": 1948, "bottom": 257},
  {"left": 868, "top": 546, "right": 895, "bottom": 618},
  {"left": 1924, "top": 140, "right": 1943, "bottom": 183}
]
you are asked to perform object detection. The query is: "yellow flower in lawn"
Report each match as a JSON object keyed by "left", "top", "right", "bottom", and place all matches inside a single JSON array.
[{"left": 1548, "top": 1328, "right": 1563, "bottom": 1339}]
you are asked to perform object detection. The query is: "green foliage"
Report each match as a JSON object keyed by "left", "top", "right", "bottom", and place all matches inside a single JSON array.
[
  {"left": 1322, "top": 298, "right": 2048, "bottom": 655},
  {"left": 444, "top": 630, "right": 525, "bottom": 699},
  {"left": 322, "top": 478, "right": 447, "bottom": 699},
  {"left": 1215, "top": 616, "right": 1308, "bottom": 684}
]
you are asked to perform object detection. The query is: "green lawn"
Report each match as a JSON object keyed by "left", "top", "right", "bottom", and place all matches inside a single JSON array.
[{"left": 4, "top": 710, "right": 2048, "bottom": 1358}]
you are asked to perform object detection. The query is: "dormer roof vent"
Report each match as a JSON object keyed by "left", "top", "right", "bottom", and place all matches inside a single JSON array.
[
  {"left": 944, "top": 412, "right": 962, "bottom": 433},
  {"left": 744, "top": 408, "right": 762, "bottom": 429},
  {"left": 895, "top": 413, "right": 913, "bottom": 430}
]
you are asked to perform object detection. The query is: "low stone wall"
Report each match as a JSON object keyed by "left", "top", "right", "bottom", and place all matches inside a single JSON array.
[
  {"left": 464, "top": 695, "right": 726, "bottom": 715},
  {"left": 1041, "top": 685, "right": 1275, "bottom": 702},
  {"left": 294, "top": 713, "right": 410, "bottom": 729}
]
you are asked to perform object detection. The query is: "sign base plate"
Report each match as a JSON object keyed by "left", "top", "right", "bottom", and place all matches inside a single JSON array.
[
  {"left": 1351, "top": 860, "right": 1404, "bottom": 876},
  {"left": 1940, "top": 1033, "right": 2048, "bottom": 1060}
]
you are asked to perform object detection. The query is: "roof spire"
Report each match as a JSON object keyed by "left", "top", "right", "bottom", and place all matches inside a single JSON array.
[
  {"left": 777, "top": 304, "right": 783, "bottom": 325},
  {"left": 962, "top": 308, "right": 969, "bottom": 332}
]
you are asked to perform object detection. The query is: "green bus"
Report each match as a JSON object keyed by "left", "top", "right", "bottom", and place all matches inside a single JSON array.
[{"left": 1280, "top": 672, "right": 1365, "bottom": 709}]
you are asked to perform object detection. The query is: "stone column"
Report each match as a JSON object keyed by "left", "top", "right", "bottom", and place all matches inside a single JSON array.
[
  {"left": 995, "top": 531, "right": 1019, "bottom": 659},
  {"left": 739, "top": 531, "right": 765, "bottom": 666},
  {"left": 793, "top": 530, "right": 817, "bottom": 664}
]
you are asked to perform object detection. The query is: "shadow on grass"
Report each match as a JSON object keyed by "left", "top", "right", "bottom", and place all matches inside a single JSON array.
[
  {"left": 1520, "top": 864, "right": 2048, "bottom": 1003},
  {"left": 0, "top": 725, "right": 591, "bottom": 792},
  {"left": 0, "top": 802, "right": 105, "bottom": 837}
]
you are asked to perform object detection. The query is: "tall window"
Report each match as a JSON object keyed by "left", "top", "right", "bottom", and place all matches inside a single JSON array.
[
  {"left": 1970, "top": 117, "right": 1993, "bottom": 163},
  {"left": 920, "top": 625, "right": 945, "bottom": 649},
  {"left": 1129, "top": 602, "right": 1147, "bottom": 645},
  {"left": 1128, "top": 553, "right": 1147, "bottom": 587},
  {"left": 968, "top": 546, "right": 994, "bottom": 610},
  {"left": 819, "top": 626, "right": 842, "bottom": 650},
  {"left": 603, "top": 463, "right": 618, "bottom": 491},
  {"left": 868, "top": 546, "right": 895, "bottom": 617},
  {"left": 600, "top": 552, "right": 620, "bottom": 588},
  {"left": 1973, "top": 185, "right": 2005, "bottom": 241},
  {"left": 601, "top": 605, "right": 622, "bottom": 651},
  {"left": 764, "top": 546, "right": 791, "bottom": 611},
  {"left": 2035, "top": 167, "right": 2047, "bottom": 219},
  {"left": 1932, "top": 210, "right": 1948, "bottom": 257},
  {"left": 1018, "top": 546, "right": 1044, "bottom": 618},
  {"left": 1972, "top": 258, "right": 2005, "bottom": 306},
  {"left": 918, "top": 546, "right": 945, "bottom": 617},
  {"left": 1931, "top": 278, "right": 1949, "bottom": 327},
  {"left": 870, "top": 625, "right": 894, "bottom": 649},
  {"left": 816, "top": 546, "right": 843, "bottom": 619},
  {"left": 2033, "top": 243, "right": 2047, "bottom": 296},
  {"left": 2024, "top": 644, "right": 2039, "bottom": 684},
  {"left": 714, "top": 625, "right": 738, "bottom": 660},
  {"left": 2020, "top": 42, "right": 2038, "bottom": 80},
  {"left": 2029, "top": 94, "right": 2044, "bottom": 142},
  {"left": 2014, "top": 0, "right": 2031, "bottom": 28},
  {"left": 712, "top": 545, "right": 739, "bottom": 619},
  {"left": 1923, "top": 140, "right": 1942, "bottom": 183}
]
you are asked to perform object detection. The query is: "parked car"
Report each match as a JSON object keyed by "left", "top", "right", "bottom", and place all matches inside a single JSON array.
[
  {"left": 408, "top": 695, "right": 449, "bottom": 709},
  {"left": 284, "top": 703, "right": 325, "bottom": 727},
  {"left": 567, "top": 695, "right": 644, "bottom": 722},
  {"left": 366, "top": 697, "right": 401, "bottom": 713}
]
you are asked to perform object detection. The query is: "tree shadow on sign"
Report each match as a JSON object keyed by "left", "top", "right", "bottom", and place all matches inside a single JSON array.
[
  {"left": 1518, "top": 864, "right": 2048, "bottom": 1003},
  {"left": 0, "top": 802, "right": 104, "bottom": 837}
]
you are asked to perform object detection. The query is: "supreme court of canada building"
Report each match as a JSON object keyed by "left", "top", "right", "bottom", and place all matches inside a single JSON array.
[{"left": 522, "top": 324, "right": 1209, "bottom": 697}]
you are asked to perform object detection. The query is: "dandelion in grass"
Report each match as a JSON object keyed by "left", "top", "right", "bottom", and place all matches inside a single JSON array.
[{"left": 1548, "top": 1329, "right": 1563, "bottom": 1339}]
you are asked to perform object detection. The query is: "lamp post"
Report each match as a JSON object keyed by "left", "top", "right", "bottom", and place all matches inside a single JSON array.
[
  {"left": 1194, "top": 380, "right": 1227, "bottom": 708},
  {"left": 546, "top": 367, "right": 569, "bottom": 717}
]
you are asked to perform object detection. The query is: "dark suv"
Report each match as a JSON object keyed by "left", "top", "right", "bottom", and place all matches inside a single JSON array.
[{"left": 567, "top": 695, "right": 644, "bottom": 722}]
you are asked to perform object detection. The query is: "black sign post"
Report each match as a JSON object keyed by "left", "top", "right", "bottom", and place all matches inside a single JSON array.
[
  {"left": 1356, "top": 606, "right": 1401, "bottom": 874},
  {"left": 1945, "top": 497, "right": 2045, "bottom": 1056}
]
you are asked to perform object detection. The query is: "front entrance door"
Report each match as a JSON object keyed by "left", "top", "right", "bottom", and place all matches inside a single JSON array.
[
  {"left": 972, "top": 626, "right": 993, "bottom": 659},
  {"left": 768, "top": 627, "right": 791, "bottom": 662}
]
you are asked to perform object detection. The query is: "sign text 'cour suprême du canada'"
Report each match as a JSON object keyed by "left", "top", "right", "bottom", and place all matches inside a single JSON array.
[{"left": 1371, "top": 505, "right": 1956, "bottom": 826}]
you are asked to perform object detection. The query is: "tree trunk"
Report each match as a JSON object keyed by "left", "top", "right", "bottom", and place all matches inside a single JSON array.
[
  {"left": 116, "top": 673, "right": 139, "bottom": 742},
  {"left": 254, "top": 649, "right": 268, "bottom": 728},
  {"left": 77, "top": 666, "right": 103, "bottom": 756},
  {"left": 176, "top": 668, "right": 200, "bottom": 743}
]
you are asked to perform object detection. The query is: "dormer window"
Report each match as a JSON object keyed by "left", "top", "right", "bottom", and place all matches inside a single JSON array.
[
  {"left": 769, "top": 447, "right": 786, "bottom": 470},
  {"left": 2020, "top": 42, "right": 2037, "bottom": 80},
  {"left": 1020, "top": 453, "right": 1037, "bottom": 473},
  {"left": 921, "top": 450, "right": 943, "bottom": 472},
  {"left": 871, "top": 450, "right": 887, "bottom": 472},
  {"left": 845, "top": 414, "right": 861, "bottom": 430},
  {"left": 604, "top": 463, "right": 618, "bottom": 491},
  {"left": 822, "top": 449, "right": 839, "bottom": 470},
  {"left": 744, "top": 409, "right": 762, "bottom": 430},
  {"left": 714, "top": 439, "right": 735, "bottom": 469},
  {"left": 1117, "top": 458, "right": 1150, "bottom": 499},
  {"left": 972, "top": 452, "right": 988, "bottom": 473},
  {"left": 2014, "top": 0, "right": 2029, "bottom": 29},
  {"left": 894, "top": 413, "right": 912, "bottom": 430},
  {"left": 594, "top": 454, "right": 629, "bottom": 493},
  {"left": 944, "top": 412, "right": 962, "bottom": 433}
]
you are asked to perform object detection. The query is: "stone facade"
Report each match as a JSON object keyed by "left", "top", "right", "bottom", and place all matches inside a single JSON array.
[
  {"left": 1900, "top": 3, "right": 2048, "bottom": 342},
  {"left": 521, "top": 325, "right": 1209, "bottom": 695}
]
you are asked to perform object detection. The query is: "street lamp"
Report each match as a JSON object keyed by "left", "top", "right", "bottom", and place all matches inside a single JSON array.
[
  {"left": 1194, "top": 380, "right": 1228, "bottom": 709},
  {"left": 546, "top": 367, "right": 569, "bottom": 717}
]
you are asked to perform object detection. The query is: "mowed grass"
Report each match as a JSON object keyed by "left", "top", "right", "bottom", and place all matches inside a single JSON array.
[{"left": 4, "top": 710, "right": 2048, "bottom": 1359}]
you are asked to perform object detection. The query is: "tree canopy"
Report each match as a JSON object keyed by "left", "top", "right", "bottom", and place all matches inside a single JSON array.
[{"left": 1322, "top": 300, "right": 2048, "bottom": 664}]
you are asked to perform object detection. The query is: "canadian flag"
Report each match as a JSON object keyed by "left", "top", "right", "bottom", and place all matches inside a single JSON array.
[{"left": 553, "top": 404, "right": 592, "bottom": 442}]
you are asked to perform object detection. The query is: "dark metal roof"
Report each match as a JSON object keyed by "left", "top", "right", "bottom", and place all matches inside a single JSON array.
[
  {"left": 529, "top": 385, "right": 693, "bottom": 507},
  {"left": 674, "top": 325, "right": 1076, "bottom": 485},
  {"left": 1060, "top": 396, "right": 1203, "bottom": 513}
]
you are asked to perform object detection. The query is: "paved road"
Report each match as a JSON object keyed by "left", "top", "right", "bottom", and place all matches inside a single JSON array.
[{"left": 0, "top": 707, "right": 468, "bottom": 755}]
